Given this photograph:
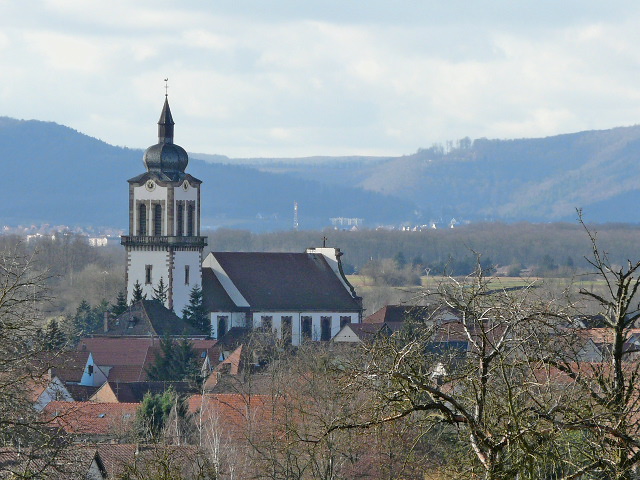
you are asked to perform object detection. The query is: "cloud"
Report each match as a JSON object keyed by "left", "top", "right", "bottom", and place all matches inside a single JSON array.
[{"left": 2, "top": 2, "right": 640, "bottom": 156}]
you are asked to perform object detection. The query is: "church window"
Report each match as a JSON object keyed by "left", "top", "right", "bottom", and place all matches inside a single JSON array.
[
  {"left": 153, "top": 204, "right": 162, "bottom": 236},
  {"left": 138, "top": 204, "right": 147, "bottom": 236},
  {"left": 261, "top": 315, "right": 272, "bottom": 332},
  {"left": 340, "top": 316, "right": 351, "bottom": 329},
  {"left": 187, "top": 204, "right": 195, "bottom": 236},
  {"left": 176, "top": 203, "right": 184, "bottom": 236},
  {"left": 185, "top": 265, "right": 190, "bottom": 285},
  {"left": 321, "top": 316, "right": 332, "bottom": 341},
  {"left": 301, "top": 316, "right": 312, "bottom": 341},
  {"left": 145, "top": 265, "right": 152, "bottom": 285},
  {"left": 217, "top": 316, "right": 228, "bottom": 338},
  {"left": 281, "top": 316, "right": 292, "bottom": 344}
]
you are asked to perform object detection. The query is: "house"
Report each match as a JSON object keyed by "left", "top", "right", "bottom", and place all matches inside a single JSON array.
[
  {"left": 363, "top": 304, "right": 458, "bottom": 324},
  {"left": 332, "top": 322, "right": 394, "bottom": 343},
  {"left": 0, "top": 446, "right": 107, "bottom": 479},
  {"left": 44, "top": 401, "right": 138, "bottom": 442},
  {"left": 103, "top": 299, "right": 206, "bottom": 337},
  {"left": 77, "top": 337, "right": 217, "bottom": 383},
  {"left": 203, "top": 248, "right": 362, "bottom": 344},
  {"left": 90, "top": 381, "right": 195, "bottom": 403},
  {"left": 95, "top": 444, "right": 208, "bottom": 479},
  {"left": 28, "top": 375, "right": 74, "bottom": 412}
]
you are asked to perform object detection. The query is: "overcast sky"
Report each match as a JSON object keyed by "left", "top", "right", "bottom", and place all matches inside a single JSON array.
[{"left": 1, "top": 1, "right": 639, "bottom": 158}]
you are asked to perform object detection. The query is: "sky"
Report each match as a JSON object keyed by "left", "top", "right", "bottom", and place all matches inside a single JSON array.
[{"left": 1, "top": 1, "right": 640, "bottom": 158}]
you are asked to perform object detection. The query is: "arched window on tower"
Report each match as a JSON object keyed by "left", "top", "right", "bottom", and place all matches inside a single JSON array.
[
  {"left": 187, "top": 204, "right": 195, "bottom": 236},
  {"left": 176, "top": 203, "right": 184, "bottom": 236},
  {"left": 153, "top": 204, "right": 162, "bottom": 236},
  {"left": 138, "top": 204, "right": 147, "bottom": 236}
]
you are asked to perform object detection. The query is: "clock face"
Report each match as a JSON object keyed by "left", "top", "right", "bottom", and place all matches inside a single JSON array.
[
  {"left": 182, "top": 181, "right": 189, "bottom": 191},
  {"left": 145, "top": 180, "right": 155, "bottom": 191}
]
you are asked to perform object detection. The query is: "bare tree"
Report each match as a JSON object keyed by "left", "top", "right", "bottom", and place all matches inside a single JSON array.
[
  {"left": 537, "top": 216, "right": 640, "bottom": 480},
  {"left": 337, "top": 264, "right": 571, "bottom": 480},
  {"left": 0, "top": 245, "right": 77, "bottom": 478}
]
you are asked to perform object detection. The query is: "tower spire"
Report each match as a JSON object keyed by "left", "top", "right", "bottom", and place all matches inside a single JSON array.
[{"left": 158, "top": 82, "right": 174, "bottom": 144}]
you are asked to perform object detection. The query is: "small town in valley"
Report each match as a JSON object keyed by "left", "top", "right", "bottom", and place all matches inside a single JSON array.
[{"left": 3, "top": 3, "right": 640, "bottom": 479}]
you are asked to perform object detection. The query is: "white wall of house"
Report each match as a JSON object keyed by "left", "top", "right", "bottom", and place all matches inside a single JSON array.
[
  {"left": 34, "top": 376, "right": 74, "bottom": 411},
  {"left": 80, "top": 353, "right": 108, "bottom": 387},
  {"left": 332, "top": 325, "right": 362, "bottom": 343}
]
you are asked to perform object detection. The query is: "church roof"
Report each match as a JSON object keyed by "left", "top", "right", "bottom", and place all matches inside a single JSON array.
[
  {"left": 203, "top": 252, "right": 362, "bottom": 312},
  {"left": 141, "top": 96, "right": 189, "bottom": 182},
  {"left": 202, "top": 267, "right": 239, "bottom": 312}
]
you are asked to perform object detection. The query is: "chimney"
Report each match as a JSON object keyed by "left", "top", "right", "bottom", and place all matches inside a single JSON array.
[{"left": 103, "top": 312, "right": 109, "bottom": 333}]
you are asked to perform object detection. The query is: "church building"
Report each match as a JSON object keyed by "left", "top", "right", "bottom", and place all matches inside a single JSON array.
[
  {"left": 122, "top": 96, "right": 362, "bottom": 344},
  {"left": 121, "top": 96, "right": 206, "bottom": 314}
]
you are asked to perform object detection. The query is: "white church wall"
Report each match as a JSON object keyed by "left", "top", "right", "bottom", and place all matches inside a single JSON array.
[
  {"left": 173, "top": 250, "right": 202, "bottom": 314},
  {"left": 210, "top": 311, "right": 247, "bottom": 338},
  {"left": 127, "top": 250, "right": 170, "bottom": 304},
  {"left": 251, "top": 311, "right": 359, "bottom": 345}
]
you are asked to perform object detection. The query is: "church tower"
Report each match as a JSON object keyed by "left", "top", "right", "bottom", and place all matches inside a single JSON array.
[{"left": 121, "top": 96, "right": 206, "bottom": 313}]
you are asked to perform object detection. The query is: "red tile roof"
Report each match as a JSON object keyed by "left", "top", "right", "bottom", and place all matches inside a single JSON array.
[{"left": 43, "top": 401, "right": 138, "bottom": 435}]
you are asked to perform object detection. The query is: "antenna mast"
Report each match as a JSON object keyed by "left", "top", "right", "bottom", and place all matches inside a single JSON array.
[{"left": 293, "top": 201, "right": 299, "bottom": 231}]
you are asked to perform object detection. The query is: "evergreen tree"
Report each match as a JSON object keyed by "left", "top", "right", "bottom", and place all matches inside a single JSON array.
[
  {"left": 131, "top": 280, "right": 145, "bottom": 304},
  {"left": 152, "top": 277, "right": 168, "bottom": 306},
  {"left": 111, "top": 290, "right": 128, "bottom": 316},
  {"left": 39, "top": 318, "right": 67, "bottom": 351},
  {"left": 135, "top": 388, "right": 188, "bottom": 441},
  {"left": 145, "top": 335, "right": 200, "bottom": 383},
  {"left": 72, "top": 299, "right": 96, "bottom": 335},
  {"left": 181, "top": 284, "right": 210, "bottom": 335}
]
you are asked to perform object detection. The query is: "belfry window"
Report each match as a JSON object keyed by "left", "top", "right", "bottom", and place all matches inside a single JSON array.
[
  {"left": 187, "top": 204, "right": 194, "bottom": 236},
  {"left": 138, "top": 204, "right": 147, "bottom": 236},
  {"left": 176, "top": 203, "right": 184, "bottom": 236},
  {"left": 153, "top": 204, "right": 162, "bottom": 236}
]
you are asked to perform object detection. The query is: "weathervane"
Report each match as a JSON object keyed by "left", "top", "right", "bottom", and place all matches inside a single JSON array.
[{"left": 164, "top": 78, "right": 169, "bottom": 97}]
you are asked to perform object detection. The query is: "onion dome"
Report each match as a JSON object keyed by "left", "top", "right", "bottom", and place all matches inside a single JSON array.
[{"left": 143, "top": 97, "right": 188, "bottom": 179}]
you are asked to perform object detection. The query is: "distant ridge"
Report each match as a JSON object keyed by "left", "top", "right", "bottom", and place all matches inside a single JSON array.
[
  {"left": 1, "top": 116, "right": 639, "bottom": 230},
  {"left": 249, "top": 125, "right": 640, "bottom": 223},
  {"left": 0, "top": 117, "right": 414, "bottom": 231}
]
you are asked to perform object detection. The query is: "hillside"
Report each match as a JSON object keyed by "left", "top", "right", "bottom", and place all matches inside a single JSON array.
[
  {"left": 0, "top": 118, "right": 414, "bottom": 231},
  {"left": 2, "top": 117, "right": 640, "bottom": 229},
  {"left": 250, "top": 126, "right": 640, "bottom": 223}
]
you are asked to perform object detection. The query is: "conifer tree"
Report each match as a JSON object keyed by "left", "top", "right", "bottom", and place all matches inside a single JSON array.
[
  {"left": 40, "top": 318, "right": 67, "bottom": 351},
  {"left": 152, "top": 277, "right": 169, "bottom": 306},
  {"left": 131, "top": 280, "right": 145, "bottom": 304},
  {"left": 181, "top": 284, "right": 210, "bottom": 335},
  {"left": 145, "top": 335, "right": 199, "bottom": 383},
  {"left": 111, "top": 290, "right": 128, "bottom": 316}
]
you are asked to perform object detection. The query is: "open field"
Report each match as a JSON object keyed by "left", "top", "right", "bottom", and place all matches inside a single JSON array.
[{"left": 348, "top": 274, "right": 611, "bottom": 316}]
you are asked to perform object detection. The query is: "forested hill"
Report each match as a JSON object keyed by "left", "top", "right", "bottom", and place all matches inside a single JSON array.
[
  {"left": 248, "top": 125, "right": 640, "bottom": 223},
  {"left": 0, "top": 117, "right": 413, "bottom": 230},
  {"left": 2, "top": 116, "right": 640, "bottom": 229}
]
